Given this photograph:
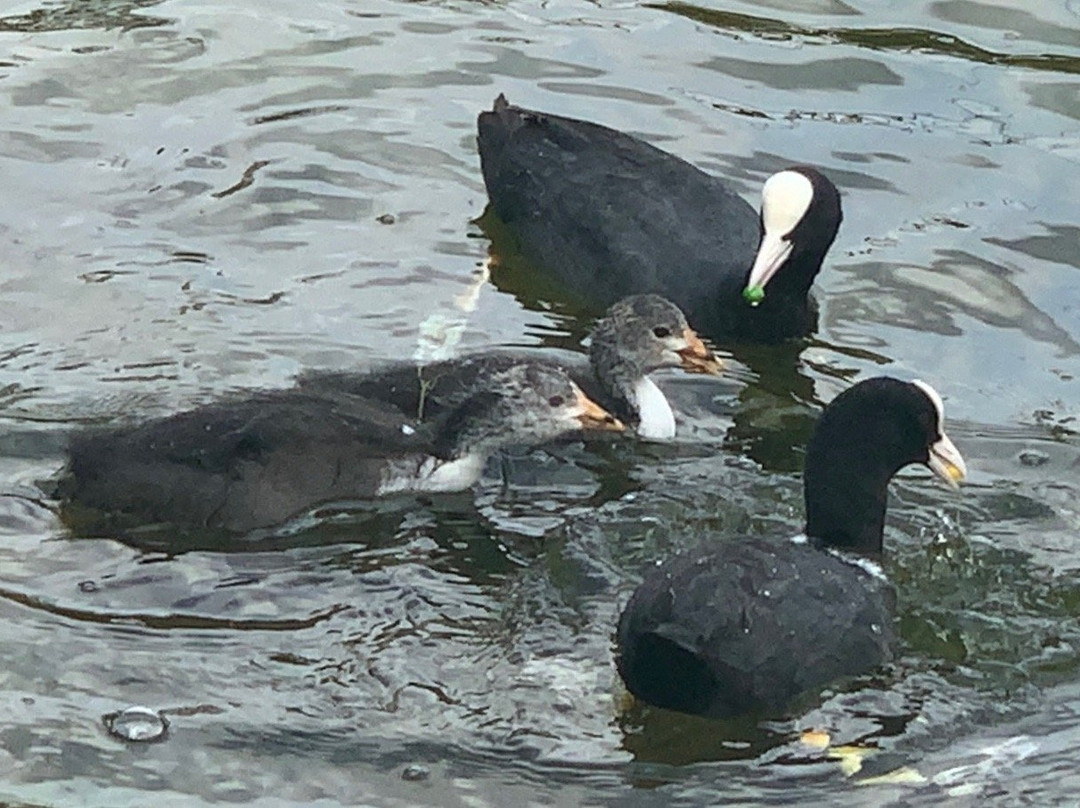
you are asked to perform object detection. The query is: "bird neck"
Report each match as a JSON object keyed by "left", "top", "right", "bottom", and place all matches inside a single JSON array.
[
  {"left": 804, "top": 470, "right": 888, "bottom": 556},
  {"left": 432, "top": 391, "right": 505, "bottom": 461},
  {"left": 802, "top": 427, "right": 897, "bottom": 556},
  {"left": 702, "top": 269, "right": 817, "bottom": 343},
  {"left": 590, "top": 341, "right": 646, "bottom": 417}
]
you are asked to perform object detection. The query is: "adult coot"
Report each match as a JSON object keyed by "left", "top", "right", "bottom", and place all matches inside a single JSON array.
[
  {"left": 477, "top": 95, "right": 842, "bottom": 343},
  {"left": 615, "top": 377, "right": 967, "bottom": 718},
  {"left": 302, "top": 295, "right": 723, "bottom": 440},
  {"left": 60, "top": 363, "right": 624, "bottom": 535}
]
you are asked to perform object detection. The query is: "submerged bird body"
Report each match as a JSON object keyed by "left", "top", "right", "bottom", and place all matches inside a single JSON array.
[
  {"left": 616, "top": 377, "right": 967, "bottom": 718},
  {"left": 61, "top": 364, "right": 622, "bottom": 535},
  {"left": 477, "top": 95, "right": 842, "bottom": 343},
  {"left": 63, "top": 389, "right": 424, "bottom": 534},
  {"left": 616, "top": 538, "right": 895, "bottom": 717},
  {"left": 302, "top": 295, "right": 723, "bottom": 440}
]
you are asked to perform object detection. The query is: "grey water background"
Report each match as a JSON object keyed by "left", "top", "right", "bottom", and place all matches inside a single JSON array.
[{"left": 0, "top": 0, "right": 1078, "bottom": 804}]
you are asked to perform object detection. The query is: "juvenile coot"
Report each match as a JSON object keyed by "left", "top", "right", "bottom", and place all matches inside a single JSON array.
[
  {"left": 477, "top": 95, "right": 843, "bottom": 343},
  {"left": 60, "top": 363, "right": 624, "bottom": 535},
  {"left": 615, "top": 377, "right": 967, "bottom": 718},
  {"left": 302, "top": 295, "right": 723, "bottom": 440}
]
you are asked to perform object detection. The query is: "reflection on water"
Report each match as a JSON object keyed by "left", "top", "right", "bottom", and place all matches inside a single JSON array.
[
  {"left": 0, "top": 1, "right": 169, "bottom": 34},
  {"left": 656, "top": 2, "right": 1080, "bottom": 74},
  {"left": 0, "top": 0, "right": 1079, "bottom": 804},
  {"left": 988, "top": 223, "right": 1080, "bottom": 270},
  {"left": 704, "top": 55, "right": 903, "bottom": 91},
  {"left": 833, "top": 250, "right": 1080, "bottom": 356}
]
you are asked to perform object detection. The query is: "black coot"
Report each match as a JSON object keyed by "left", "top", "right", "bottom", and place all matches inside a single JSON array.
[
  {"left": 477, "top": 94, "right": 842, "bottom": 343},
  {"left": 59, "top": 363, "right": 623, "bottom": 535},
  {"left": 615, "top": 377, "right": 967, "bottom": 718}
]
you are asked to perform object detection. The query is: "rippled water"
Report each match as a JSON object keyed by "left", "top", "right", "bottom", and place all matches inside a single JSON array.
[{"left": 0, "top": 0, "right": 1078, "bottom": 805}]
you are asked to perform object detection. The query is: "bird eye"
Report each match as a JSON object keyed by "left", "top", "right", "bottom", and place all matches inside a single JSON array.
[
  {"left": 652, "top": 326, "right": 671, "bottom": 338},
  {"left": 548, "top": 395, "right": 565, "bottom": 407}
]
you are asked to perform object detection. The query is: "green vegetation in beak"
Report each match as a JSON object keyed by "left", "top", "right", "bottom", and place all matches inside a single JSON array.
[{"left": 743, "top": 285, "right": 766, "bottom": 306}]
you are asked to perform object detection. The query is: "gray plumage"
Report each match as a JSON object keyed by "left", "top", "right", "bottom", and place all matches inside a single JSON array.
[
  {"left": 301, "top": 294, "right": 720, "bottom": 433},
  {"left": 59, "top": 363, "right": 618, "bottom": 536}
]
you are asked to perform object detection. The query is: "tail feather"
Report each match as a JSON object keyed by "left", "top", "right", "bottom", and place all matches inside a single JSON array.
[{"left": 476, "top": 93, "right": 517, "bottom": 160}]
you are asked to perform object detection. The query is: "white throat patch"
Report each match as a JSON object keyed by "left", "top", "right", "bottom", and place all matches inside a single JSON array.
[
  {"left": 633, "top": 376, "right": 676, "bottom": 441},
  {"left": 376, "top": 453, "right": 486, "bottom": 495},
  {"left": 761, "top": 170, "right": 814, "bottom": 237}
]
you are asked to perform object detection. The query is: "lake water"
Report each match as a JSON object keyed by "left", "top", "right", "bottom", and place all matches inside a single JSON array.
[{"left": 0, "top": 0, "right": 1078, "bottom": 805}]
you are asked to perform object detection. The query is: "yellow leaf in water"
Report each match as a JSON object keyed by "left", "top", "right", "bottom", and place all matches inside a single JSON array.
[
  {"left": 857, "top": 767, "right": 930, "bottom": 786},
  {"left": 828, "top": 745, "right": 876, "bottom": 777},
  {"left": 800, "top": 729, "right": 831, "bottom": 749}
]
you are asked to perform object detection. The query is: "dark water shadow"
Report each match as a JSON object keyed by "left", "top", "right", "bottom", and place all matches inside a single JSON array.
[
  {"left": 58, "top": 490, "right": 517, "bottom": 569},
  {"left": 618, "top": 698, "right": 787, "bottom": 766},
  {"left": 0, "top": 0, "right": 170, "bottom": 33},
  {"left": 651, "top": 3, "right": 1080, "bottom": 76}
]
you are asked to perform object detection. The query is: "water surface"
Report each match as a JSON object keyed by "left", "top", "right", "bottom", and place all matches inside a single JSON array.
[{"left": 0, "top": 0, "right": 1078, "bottom": 805}]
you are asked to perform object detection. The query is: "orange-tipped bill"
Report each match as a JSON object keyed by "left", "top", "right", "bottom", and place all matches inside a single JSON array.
[
  {"left": 677, "top": 328, "right": 724, "bottom": 376},
  {"left": 574, "top": 388, "right": 625, "bottom": 432}
]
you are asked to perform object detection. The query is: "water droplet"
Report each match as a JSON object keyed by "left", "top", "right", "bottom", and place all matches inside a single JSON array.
[
  {"left": 402, "top": 764, "right": 430, "bottom": 782},
  {"left": 553, "top": 697, "right": 574, "bottom": 714},
  {"left": 1018, "top": 449, "right": 1049, "bottom": 467},
  {"left": 103, "top": 706, "right": 168, "bottom": 742}
]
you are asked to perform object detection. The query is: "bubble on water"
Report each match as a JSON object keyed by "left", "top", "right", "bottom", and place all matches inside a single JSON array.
[
  {"left": 401, "top": 763, "right": 430, "bottom": 782},
  {"left": 1017, "top": 449, "right": 1049, "bottom": 468},
  {"left": 103, "top": 706, "right": 169, "bottom": 742}
]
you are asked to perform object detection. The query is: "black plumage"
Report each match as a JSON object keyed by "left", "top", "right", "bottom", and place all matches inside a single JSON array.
[
  {"left": 477, "top": 94, "right": 842, "bottom": 343},
  {"left": 616, "top": 539, "right": 895, "bottom": 717},
  {"left": 615, "top": 377, "right": 967, "bottom": 718}
]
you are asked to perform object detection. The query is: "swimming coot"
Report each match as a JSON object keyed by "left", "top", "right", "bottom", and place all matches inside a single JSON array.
[
  {"left": 477, "top": 95, "right": 842, "bottom": 343},
  {"left": 615, "top": 377, "right": 966, "bottom": 718},
  {"left": 302, "top": 295, "right": 723, "bottom": 440},
  {"left": 60, "top": 363, "right": 624, "bottom": 535}
]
